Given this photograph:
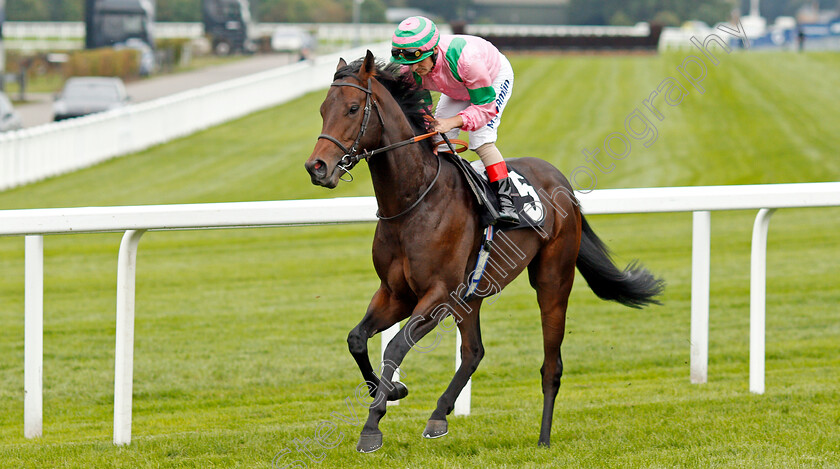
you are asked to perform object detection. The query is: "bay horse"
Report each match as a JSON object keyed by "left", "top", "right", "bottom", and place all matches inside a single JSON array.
[{"left": 304, "top": 51, "right": 664, "bottom": 453}]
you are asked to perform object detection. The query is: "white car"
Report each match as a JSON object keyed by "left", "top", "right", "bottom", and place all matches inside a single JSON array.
[
  {"left": 0, "top": 92, "right": 24, "bottom": 132},
  {"left": 53, "top": 77, "right": 130, "bottom": 121}
]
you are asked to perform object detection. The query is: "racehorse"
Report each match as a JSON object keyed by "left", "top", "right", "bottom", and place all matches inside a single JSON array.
[{"left": 304, "top": 51, "right": 664, "bottom": 453}]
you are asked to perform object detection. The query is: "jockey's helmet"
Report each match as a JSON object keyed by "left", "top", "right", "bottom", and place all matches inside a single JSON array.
[{"left": 391, "top": 16, "right": 440, "bottom": 65}]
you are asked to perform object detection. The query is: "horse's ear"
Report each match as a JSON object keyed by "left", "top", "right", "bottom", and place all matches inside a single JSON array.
[
  {"left": 358, "top": 50, "right": 377, "bottom": 80},
  {"left": 336, "top": 58, "right": 347, "bottom": 71}
]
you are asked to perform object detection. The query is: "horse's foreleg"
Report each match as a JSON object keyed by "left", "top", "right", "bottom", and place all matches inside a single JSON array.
[
  {"left": 357, "top": 288, "right": 447, "bottom": 453},
  {"left": 348, "top": 287, "right": 411, "bottom": 401},
  {"left": 423, "top": 298, "right": 484, "bottom": 439}
]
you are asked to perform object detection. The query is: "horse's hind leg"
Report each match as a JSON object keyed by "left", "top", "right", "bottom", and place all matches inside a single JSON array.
[
  {"left": 528, "top": 243, "right": 577, "bottom": 447},
  {"left": 423, "top": 298, "right": 484, "bottom": 439},
  {"left": 348, "top": 286, "right": 412, "bottom": 401}
]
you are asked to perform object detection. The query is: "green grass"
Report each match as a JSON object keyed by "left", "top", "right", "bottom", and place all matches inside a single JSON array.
[
  {"left": 5, "top": 73, "right": 65, "bottom": 98},
  {"left": 1, "top": 51, "right": 839, "bottom": 468}
]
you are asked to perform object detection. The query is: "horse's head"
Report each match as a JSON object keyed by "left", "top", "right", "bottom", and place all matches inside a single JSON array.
[{"left": 305, "top": 51, "right": 384, "bottom": 188}]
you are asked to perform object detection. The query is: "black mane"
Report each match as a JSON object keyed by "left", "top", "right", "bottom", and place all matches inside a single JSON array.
[{"left": 334, "top": 58, "right": 434, "bottom": 147}]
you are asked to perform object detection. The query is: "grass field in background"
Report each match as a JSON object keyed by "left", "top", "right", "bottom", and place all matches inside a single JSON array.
[{"left": 0, "top": 51, "right": 838, "bottom": 468}]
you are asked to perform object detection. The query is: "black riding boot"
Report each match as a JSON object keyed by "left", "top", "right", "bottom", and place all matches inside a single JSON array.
[{"left": 491, "top": 177, "right": 520, "bottom": 226}]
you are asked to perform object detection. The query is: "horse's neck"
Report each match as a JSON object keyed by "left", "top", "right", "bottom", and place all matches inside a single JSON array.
[{"left": 367, "top": 112, "right": 438, "bottom": 219}]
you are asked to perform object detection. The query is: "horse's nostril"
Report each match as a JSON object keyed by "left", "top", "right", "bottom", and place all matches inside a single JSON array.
[{"left": 307, "top": 159, "right": 328, "bottom": 179}]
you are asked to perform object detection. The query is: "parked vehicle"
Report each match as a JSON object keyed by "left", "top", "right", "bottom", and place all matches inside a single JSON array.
[
  {"left": 85, "top": 0, "right": 155, "bottom": 50},
  {"left": 0, "top": 92, "right": 24, "bottom": 132},
  {"left": 202, "top": 0, "right": 257, "bottom": 55},
  {"left": 53, "top": 77, "right": 130, "bottom": 121},
  {"left": 114, "top": 37, "right": 156, "bottom": 76}
]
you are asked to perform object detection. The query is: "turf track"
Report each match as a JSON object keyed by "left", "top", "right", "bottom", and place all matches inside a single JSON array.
[{"left": 0, "top": 51, "right": 838, "bottom": 468}]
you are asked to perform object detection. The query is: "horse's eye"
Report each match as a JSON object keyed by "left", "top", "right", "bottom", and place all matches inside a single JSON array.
[{"left": 349, "top": 104, "right": 360, "bottom": 115}]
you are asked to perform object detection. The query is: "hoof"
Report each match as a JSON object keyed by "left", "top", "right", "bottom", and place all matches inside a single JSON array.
[
  {"left": 388, "top": 382, "right": 409, "bottom": 401},
  {"left": 422, "top": 419, "right": 448, "bottom": 439},
  {"left": 356, "top": 431, "right": 383, "bottom": 453}
]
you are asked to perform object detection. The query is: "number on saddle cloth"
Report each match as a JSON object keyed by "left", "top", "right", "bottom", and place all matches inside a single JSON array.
[{"left": 467, "top": 159, "right": 548, "bottom": 231}]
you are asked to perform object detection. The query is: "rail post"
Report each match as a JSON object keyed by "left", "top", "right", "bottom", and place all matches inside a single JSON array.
[
  {"left": 113, "top": 229, "right": 146, "bottom": 445},
  {"left": 24, "top": 235, "right": 44, "bottom": 438},
  {"left": 690, "top": 211, "right": 711, "bottom": 384},
  {"left": 750, "top": 208, "right": 776, "bottom": 394},
  {"left": 454, "top": 329, "right": 471, "bottom": 416},
  {"left": 380, "top": 323, "right": 401, "bottom": 406}
]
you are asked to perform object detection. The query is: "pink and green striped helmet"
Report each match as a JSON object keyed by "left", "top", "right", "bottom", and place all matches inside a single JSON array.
[{"left": 391, "top": 16, "right": 440, "bottom": 64}]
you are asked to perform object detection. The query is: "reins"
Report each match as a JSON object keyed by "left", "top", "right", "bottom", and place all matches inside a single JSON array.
[
  {"left": 376, "top": 154, "right": 441, "bottom": 220},
  {"left": 317, "top": 76, "right": 455, "bottom": 221}
]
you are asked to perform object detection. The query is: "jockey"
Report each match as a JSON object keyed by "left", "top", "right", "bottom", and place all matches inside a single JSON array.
[{"left": 391, "top": 16, "right": 520, "bottom": 226}]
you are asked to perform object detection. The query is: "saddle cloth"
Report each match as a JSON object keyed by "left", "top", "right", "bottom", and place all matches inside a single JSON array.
[{"left": 439, "top": 152, "right": 546, "bottom": 231}]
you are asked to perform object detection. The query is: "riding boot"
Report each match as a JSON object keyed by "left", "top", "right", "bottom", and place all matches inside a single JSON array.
[{"left": 490, "top": 177, "right": 520, "bottom": 226}]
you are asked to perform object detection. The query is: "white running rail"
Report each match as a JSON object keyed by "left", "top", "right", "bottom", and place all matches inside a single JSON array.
[
  {"left": 1, "top": 182, "right": 839, "bottom": 444},
  {"left": 0, "top": 42, "right": 391, "bottom": 192}
]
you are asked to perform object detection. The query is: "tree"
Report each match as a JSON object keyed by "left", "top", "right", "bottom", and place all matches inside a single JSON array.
[
  {"left": 258, "top": 0, "right": 348, "bottom": 22},
  {"left": 6, "top": 0, "right": 49, "bottom": 21},
  {"left": 157, "top": 0, "right": 201, "bottom": 22},
  {"left": 568, "top": 0, "right": 735, "bottom": 26},
  {"left": 361, "top": 0, "right": 387, "bottom": 23},
  {"left": 404, "top": 0, "right": 473, "bottom": 21},
  {"left": 652, "top": 10, "right": 681, "bottom": 26},
  {"left": 609, "top": 11, "right": 634, "bottom": 26},
  {"left": 45, "top": 0, "right": 83, "bottom": 20}
]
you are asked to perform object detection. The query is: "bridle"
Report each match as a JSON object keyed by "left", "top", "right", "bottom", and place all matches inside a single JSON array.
[
  {"left": 316, "top": 75, "right": 443, "bottom": 220},
  {"left": 317, "top": 77, "right": 384, "bottom": 181}
]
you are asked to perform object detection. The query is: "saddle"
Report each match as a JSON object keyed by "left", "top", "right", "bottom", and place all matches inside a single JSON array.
[
  {"left": 438, "top": 151, "right": 546, "bottom": 231},
  {"left": 440, "top": 151, "right": 549, "bottom": 301}
]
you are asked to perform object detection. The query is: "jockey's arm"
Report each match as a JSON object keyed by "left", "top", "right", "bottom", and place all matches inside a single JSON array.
[
  {"left": 434, "top": 115, "right": 464, "bottom": 133},
  {"left": 453, "top": 58, "right": 498, "bottom": 131}
]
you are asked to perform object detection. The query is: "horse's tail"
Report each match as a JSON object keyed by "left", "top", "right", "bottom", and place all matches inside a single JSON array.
[{"left": 575, "top": 214, "right": 665, "bottom": 308}]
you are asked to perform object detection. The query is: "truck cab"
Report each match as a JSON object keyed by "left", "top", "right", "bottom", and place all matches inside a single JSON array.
[
  {"left": 85, "top": 0, "right": 154, "bottom": 49},
  {"left": 202, "top": 0, "right": 256, "bottom": 55}
]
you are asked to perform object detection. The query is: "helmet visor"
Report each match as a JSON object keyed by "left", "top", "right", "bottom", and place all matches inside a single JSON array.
[{"left": 391, "top": 47, "right": 434, "bottom": 65}]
